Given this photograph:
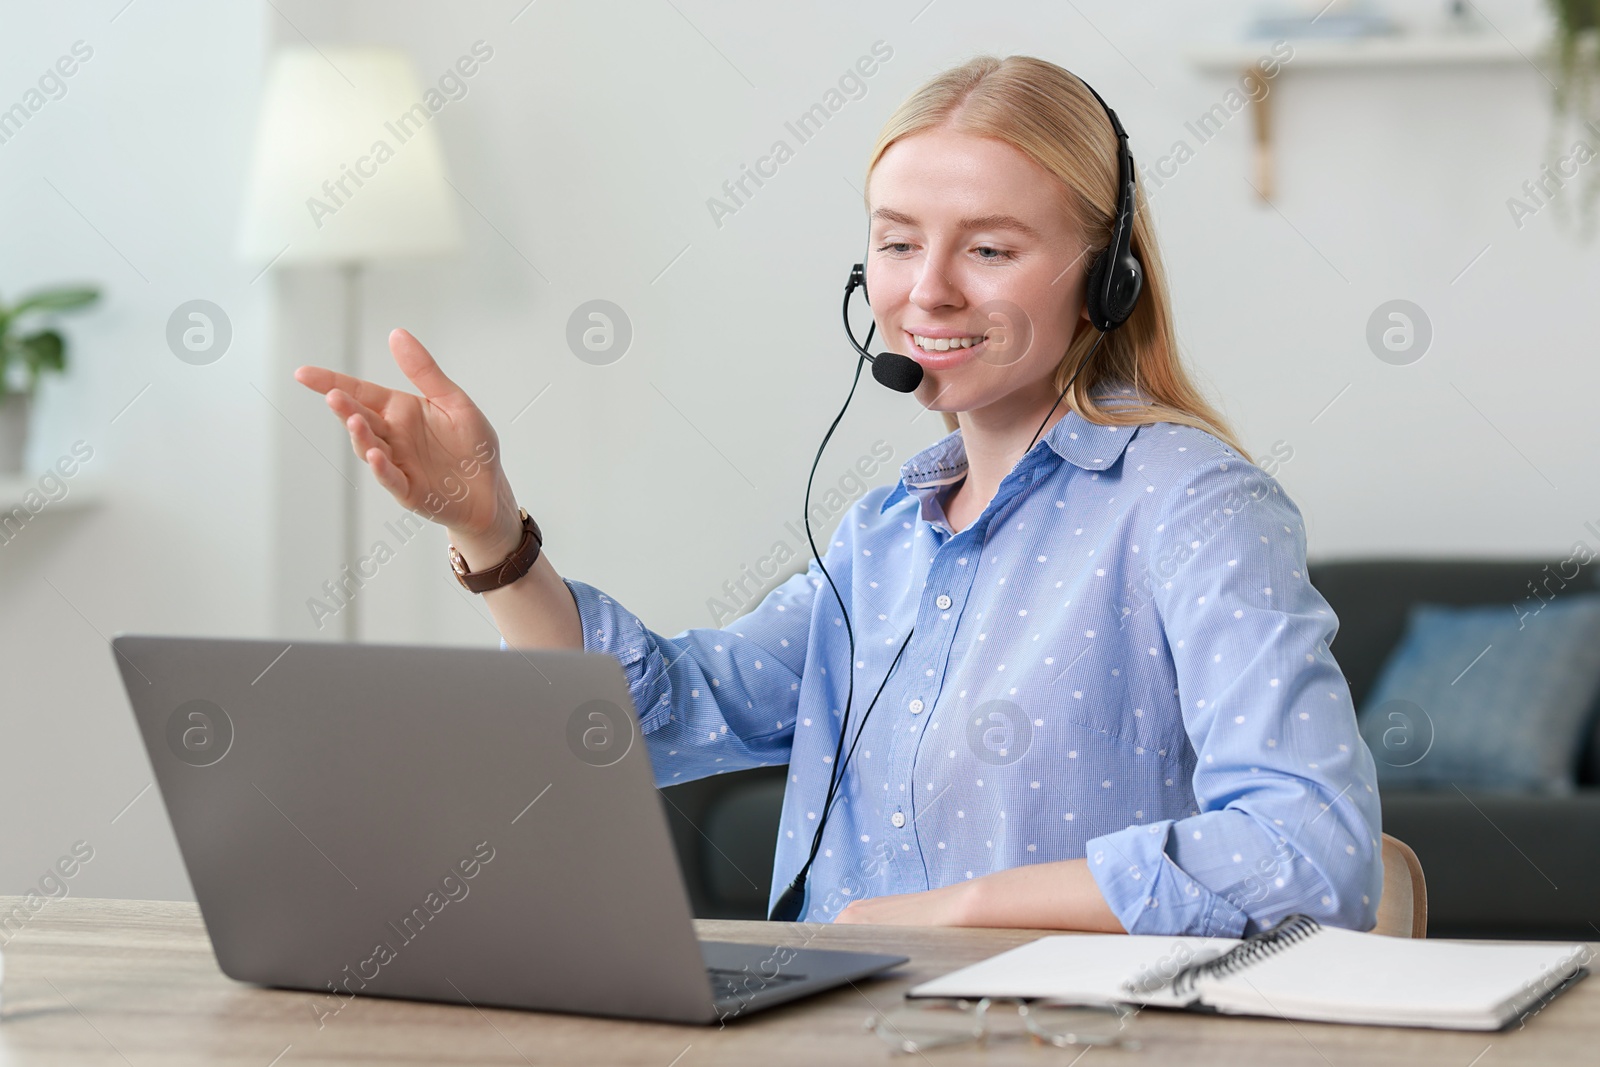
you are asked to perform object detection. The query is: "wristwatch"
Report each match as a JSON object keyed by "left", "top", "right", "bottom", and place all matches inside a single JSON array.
[{"left": 449, "top": 507, "right": 543, "bottom": 594}]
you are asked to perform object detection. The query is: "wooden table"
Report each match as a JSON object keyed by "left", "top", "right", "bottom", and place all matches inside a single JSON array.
[{"left": 0, "top": 897, "right": 1593, "bottom": 1065}]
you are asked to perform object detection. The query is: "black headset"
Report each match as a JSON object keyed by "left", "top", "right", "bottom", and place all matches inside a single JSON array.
[{"left": 769, "top": 72, "right": 1142, "bottom": 923}]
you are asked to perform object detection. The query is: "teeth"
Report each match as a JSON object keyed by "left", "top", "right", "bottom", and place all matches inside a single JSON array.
[{"left": 912, "top": 334, "right": 985, "bottom": 352}]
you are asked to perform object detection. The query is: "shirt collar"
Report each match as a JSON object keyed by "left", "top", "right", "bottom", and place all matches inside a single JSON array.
[{"left": 879, "top": 379, "right": 1145, "bottom": 515}]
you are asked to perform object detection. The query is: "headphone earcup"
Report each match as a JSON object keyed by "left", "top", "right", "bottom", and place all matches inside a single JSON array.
[
  {"left": 1084, "top": 249, "right": 1109, "bottom": 331},
  {"left": 1085, "top": 247, "right": 1143, "bottom": 333}
]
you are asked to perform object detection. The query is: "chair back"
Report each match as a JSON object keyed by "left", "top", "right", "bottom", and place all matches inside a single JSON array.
[{"left": 1375, "top": 832, "right": 1428, "bottom": 937}]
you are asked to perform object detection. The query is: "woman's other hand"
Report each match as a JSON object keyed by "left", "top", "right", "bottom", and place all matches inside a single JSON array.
[{"left": 834, "top": 881, "right": 978, "bottom": 926}]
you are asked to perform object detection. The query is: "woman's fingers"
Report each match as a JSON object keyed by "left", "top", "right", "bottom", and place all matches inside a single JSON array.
[
  {"left": 324, "top": 386, "right": 394, "bottom": 466},
  {"left": 293, "top": 334, "right": 492, "bottom": 527},
  {"left": 365, "top": 446, "right": 409, "bottom": 496},
  {"left": 343, "top": 410, "right": 391, "bottom": 467},
  {"left": 326, "top": 387, "right": 392, "bottom": 443},
  {"left": 293, "top": 363, "right": 395, "bottom": 414},
  {"left": 388, "top": 328, "right": 466, "bottom": 402}
]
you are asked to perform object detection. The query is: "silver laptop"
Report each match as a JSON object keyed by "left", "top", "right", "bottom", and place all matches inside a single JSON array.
[{"left": 110, "top": 633, "right": 906, "bottom": 1025}]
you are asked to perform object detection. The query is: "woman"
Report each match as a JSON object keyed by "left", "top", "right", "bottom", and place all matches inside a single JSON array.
[{"left": 294, "top": 55, "right": 1382, "bottom": 937}]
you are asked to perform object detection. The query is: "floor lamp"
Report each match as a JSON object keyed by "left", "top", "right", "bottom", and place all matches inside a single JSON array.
[{"left": 237, "top": 45, "right": 462, "bottom": 642}]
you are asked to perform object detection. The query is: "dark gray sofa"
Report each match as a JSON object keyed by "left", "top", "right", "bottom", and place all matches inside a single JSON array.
[
  {"left": 658, "top": 557, "right": 1600, "bottom": 939},
  {"left": 1307, "top": 558, "right": 1600, "bottom": 940}
]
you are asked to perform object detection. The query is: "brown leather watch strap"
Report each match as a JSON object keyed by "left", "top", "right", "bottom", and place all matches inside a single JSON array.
[{"left": 448, "top": 507, "right": 543, "bottom": 594}]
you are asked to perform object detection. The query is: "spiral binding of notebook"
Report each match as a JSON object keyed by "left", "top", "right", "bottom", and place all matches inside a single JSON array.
[{"left": 1165, "top": 913, "right": 1322, "bottom": 997}]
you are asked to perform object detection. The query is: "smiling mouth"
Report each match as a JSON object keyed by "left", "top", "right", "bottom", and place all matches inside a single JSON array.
[{"left": 908, "top": 332, "right": 987, "bottom": 353}]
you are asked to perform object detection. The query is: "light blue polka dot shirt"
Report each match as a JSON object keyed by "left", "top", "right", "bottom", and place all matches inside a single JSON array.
[{"left": 503, "top": 380, "right": 1383, "bottom": 936}]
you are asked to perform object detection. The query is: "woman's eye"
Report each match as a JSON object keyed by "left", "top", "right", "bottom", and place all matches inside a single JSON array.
[
  {"left": 975, "top": 246, "right": 1014, "bottom": 261},
  {"left": 876, "top": 242, "right": 913, "bottom": 254}
]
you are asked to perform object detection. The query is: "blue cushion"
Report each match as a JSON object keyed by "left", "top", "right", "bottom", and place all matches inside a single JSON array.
[{"left": 1357, "top": 594, "right": 1600, "bottom": 793}]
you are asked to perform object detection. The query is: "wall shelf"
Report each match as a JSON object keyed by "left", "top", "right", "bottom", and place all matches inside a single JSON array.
[
  {"left": 1189, "top": 33, "right": 1546, "bottom": 73},
  {"left": 1185, "top": 32, "right": 1551, "bottom": 200}
]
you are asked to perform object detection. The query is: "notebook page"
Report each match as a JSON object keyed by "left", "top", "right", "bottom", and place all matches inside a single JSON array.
[
  {"left": 1196, "top": 927, "right": 1588, "bottom": 1029},
  {"left": 908, "top": 934, "right": 1240, "bottom": 1007}
]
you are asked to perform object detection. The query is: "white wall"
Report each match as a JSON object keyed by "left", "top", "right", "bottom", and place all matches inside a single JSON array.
[
  {"left": 1, "top": 1, "right": 272, "bottom": 900},
  {"left": 3, "top": 0, "right": 1592, "bottom": 901}
]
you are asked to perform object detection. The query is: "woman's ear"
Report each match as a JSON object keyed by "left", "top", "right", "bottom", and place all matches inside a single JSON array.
[{"left": 1065, "top": 301, "right": 1093, "bottom": 349}]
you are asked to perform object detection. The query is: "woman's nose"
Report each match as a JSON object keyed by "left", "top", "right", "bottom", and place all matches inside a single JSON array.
[{"left": 909, "top": 260, "right": 963, "bottom": 311}]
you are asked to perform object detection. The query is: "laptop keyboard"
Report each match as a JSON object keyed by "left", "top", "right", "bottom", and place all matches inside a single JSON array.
[{"left": 707, "top": 965, "right": 810, "bottom": 1002}]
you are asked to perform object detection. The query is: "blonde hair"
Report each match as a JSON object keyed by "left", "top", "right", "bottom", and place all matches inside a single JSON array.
[{"left": 863, "top": 55, "right": 1253, "bottom": 463}]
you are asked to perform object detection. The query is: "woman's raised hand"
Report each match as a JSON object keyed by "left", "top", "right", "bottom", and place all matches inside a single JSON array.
[{"left": 293, "top": 328, "right": 518, "bottom": 542}]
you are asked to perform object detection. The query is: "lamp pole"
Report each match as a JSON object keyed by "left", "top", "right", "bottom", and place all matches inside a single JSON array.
[
  {"left": 340, "top": 261, "right": 362, "bottom": 642},
  {"left": 237, "top": 46, "right": 463, "bottom": 643}
]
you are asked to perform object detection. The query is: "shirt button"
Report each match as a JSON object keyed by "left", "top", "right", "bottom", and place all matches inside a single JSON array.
[
  {"left": 935, "top": 594, "right": 952, "bottom": 610},
  {"left": 891, "top": 811, "right": 906, "bottom": 828},
  {"left": 908, "top": 698, "right": 925, "bottom": 714}
]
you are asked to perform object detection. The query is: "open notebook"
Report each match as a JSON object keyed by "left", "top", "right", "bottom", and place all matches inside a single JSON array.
[{"left": 909, "top": 914, "right": 1591, "bottom": 1031}]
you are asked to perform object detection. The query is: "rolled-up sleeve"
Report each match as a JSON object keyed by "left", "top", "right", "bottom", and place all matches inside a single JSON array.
[{"left": 1086, "top": 456, "right": 1383, "bottom": 937}]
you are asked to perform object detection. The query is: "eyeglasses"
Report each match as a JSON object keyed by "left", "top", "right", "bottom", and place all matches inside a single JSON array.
[{"left": 864, "top": 996, "right": 1143, "bottom": 1055}]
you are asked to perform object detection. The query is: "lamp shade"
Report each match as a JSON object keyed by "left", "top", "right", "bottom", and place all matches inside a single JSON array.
[{"left": 237, "top": 46, "right": 462, "bottom": 264}]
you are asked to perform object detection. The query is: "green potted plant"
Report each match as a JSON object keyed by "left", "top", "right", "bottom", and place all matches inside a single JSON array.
[
  {"left": 1546, "top": 0, "right": 1600, "bottom": 238},
  {"left": 0, "top": 285, "right": 100, "bottom": 474}
]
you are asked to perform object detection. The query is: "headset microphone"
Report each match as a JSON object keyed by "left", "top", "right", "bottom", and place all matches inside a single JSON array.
[
  {"left": 870, "top": 351, "right": 924, "bottom": 394},
  {"left": 843, "top": 263, "right": 924, "bottom": 393}
]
